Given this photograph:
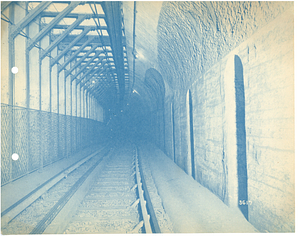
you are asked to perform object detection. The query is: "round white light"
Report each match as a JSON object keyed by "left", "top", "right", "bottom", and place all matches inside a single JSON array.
[
  {"left": 12, "top": 153, "right": 19, "bottom": 161},
  {"left": 11, "top": 67, "right": 18, "bottom": 74}
]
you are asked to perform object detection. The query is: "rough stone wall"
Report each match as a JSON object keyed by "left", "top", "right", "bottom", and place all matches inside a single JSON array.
[
  {"left": 158, "top": 1, "right": 294, "bottom": 233},
  {"left": 241, "top": 9, "right": 294, "bottom": 232},
  {"left": 158, "top": 1, "right": 292, "bottom": 88},
  {"left": 191, "top": 66, "right": 225, "bottom": 199}
]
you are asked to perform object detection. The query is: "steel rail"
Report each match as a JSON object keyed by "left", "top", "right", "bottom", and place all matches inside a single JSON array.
[
  {"left": 1, "top": 144, "right": 111, "bottom": 229},
  {"left": 30, "top": 148, "right": 111, "bottom": 234},
  {"left": 136, "top": 146, "right": 161, "bottom": 233},
  {"left": 133, "top": 146, "right": 152, "bottom": 233}
]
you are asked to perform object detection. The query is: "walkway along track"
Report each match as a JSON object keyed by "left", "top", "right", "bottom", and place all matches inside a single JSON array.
[
  {"left": 1, "top": 143, "right": 112, "bottom": 234},
  {"left": 1, "top": 143, "right": 159, "bottom": 234}
]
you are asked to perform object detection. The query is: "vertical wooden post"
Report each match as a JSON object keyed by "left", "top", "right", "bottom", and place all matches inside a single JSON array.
[
  {"left": 38, "top": 16, "right": 43, "bottom": 172},
  {"left": 8, "top": 3, "right": 15, "bottom": 181}
]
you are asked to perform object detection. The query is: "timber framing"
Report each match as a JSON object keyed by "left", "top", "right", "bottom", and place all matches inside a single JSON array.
[
  {"left": 50, "top": 26, "right": 92, "bottom": 66},
  {"left": 4, "top": 1, "right": 129, "bottom": 105}
]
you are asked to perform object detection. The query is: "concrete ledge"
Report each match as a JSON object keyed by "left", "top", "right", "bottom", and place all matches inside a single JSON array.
[{"left": 139, "top": 142, "right": 259, "bottom": 233}]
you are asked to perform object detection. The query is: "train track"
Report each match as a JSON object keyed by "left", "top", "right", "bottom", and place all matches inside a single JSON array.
[{"left": 1, "top": 143, "right": 158, "bottom": 234}]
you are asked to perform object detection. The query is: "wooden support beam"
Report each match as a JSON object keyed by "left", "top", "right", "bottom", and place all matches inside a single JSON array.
[
  {"left": 73, "top": 54, "right": 104, "bottom": 83},
  {"left": 27, "top": 1, "right": 81, "bottom": 51},
  {"left": 69, "top": 47, "right": 110, "bottom": 53},
  {"left": 63, "top": 44, "right": 98, "bottom": 76},
  {"left": 87, "top": 76, "right": 113, "bottom": 96},
  {"left": 79, "top": 66, "right": 107, "bottom": 87},
  {"left": 75, "top": 55, "right": 113, "bottom": 61},
  {"left": 9, "top": 1, "right": 51, "bottom": 39},
  {"left": 83, "top": 78, "right": 98, "bottom": 91},
  {"left": 85, "top": 78, "right": 112, "bottom": 96},
  {"left": 89, "top": 88, "right": 106, "bottom": 101},
  {"left": 58, "top": 37, "right": 95, "bottom": 72},
  {"left": 50, "top": 27, "right": 92, "bottom": 67},
  {"left": 8, "top": 2, "right": 14, "bottom": 108},
  {"left": 41, "top": 12, "right": 105, "bottom": 18},
  {"left": 57, "top": 35, "right": 114, "bottom": 46},
  {"left": 1, "top": 1, "right": 12, "bottom": 12},
  {"left": 40, "top": 14, "right": 86, "bottom": 60},
  {"left": 92, "top": 85, "right": 111, "bottom": 99},
  {"left": 102, "top": 1, "right": 125, "bottom": 102},
  {"left": 42, "top": 24, "right": 106, "bottom": 31}
]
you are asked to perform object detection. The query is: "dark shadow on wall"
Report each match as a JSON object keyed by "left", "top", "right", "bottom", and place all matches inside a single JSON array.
[
  {"left": 171, "top": 102, "right": 176, "bottom": 163},
  {"left": 144, "top": 68, "right": 166, "bottom": 150},
  {"left": 235, "top": 55, "right": 248, "bottom": 220},
  {"left": 187, "top": 90, "right": 195, "bottom": 179}
]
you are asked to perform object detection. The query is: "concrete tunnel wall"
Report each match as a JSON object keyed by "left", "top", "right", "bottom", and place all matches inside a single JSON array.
[{"left": 154, "top": 1, "right": 294, "bottom": 233}]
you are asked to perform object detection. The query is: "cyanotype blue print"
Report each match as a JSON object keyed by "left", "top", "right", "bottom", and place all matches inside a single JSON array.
[{"left": 1, "top": 1, "right": 295, "bottom": 234}]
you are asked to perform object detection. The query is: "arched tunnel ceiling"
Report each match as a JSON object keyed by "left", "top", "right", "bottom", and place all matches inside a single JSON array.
[
  {"left": 122, "top": 1, "right": 169, "bottom": 110},
  {"left": 157, "top": 1, "right": 293, "bottom": 89},
  {"left": 130, "top": 68, "right": 165, "bottom": 112},
  {"left": 2, "top": 1, "right": 130, "bottom": 108},
  {"left": 121, "top": 1, "right": 293, "bottom": 113},
  {"left": 122, "top": 1, "right": 162, "bottom": 83}
]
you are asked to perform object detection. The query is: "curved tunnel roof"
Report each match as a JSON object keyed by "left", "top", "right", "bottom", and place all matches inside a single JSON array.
[{"left": 157, "top": 1, "right": 293, "bottom": 89}]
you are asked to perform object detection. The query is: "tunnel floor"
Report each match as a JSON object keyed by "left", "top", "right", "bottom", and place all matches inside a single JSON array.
[
  {"left": 1, "top": 141, "right": 258, "bottom": 233},
  {"left": 140, "top": 143, "right": 258, "bottom": 233}
]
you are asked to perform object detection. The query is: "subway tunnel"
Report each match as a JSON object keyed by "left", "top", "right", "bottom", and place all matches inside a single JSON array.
[{"left": 0, "top": 1, "right": 295, "bottom": 234}]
